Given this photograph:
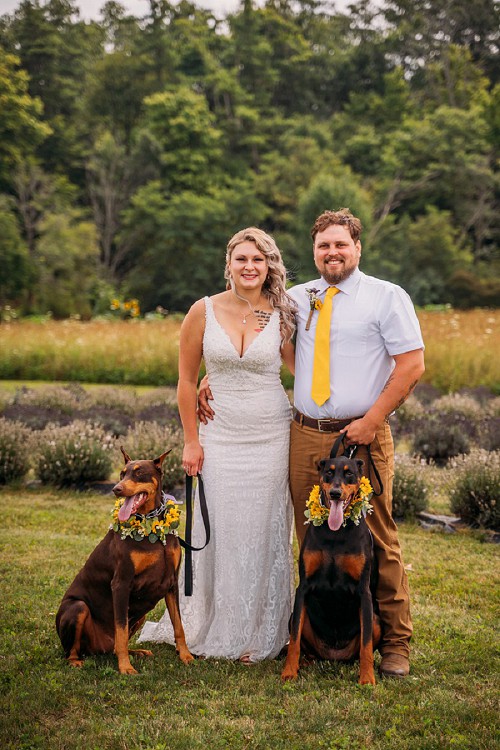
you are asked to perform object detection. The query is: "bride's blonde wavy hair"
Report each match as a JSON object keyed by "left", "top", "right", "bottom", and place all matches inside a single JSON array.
[{"left": 225, "top": 227, "right": 296, "bottom": 344}]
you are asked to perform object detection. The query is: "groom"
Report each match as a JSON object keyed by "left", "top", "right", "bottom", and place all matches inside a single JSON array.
[
  {"left": 287, "top": 208, "right": 424, "bottom": 678},
  {"left": 200, "top": 208, "right": 425, "bottom": 678}
]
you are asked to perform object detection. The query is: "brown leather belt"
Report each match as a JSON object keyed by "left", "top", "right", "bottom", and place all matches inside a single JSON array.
[{"left": 293, "top": 409, "right": 361, "bottom": 433}]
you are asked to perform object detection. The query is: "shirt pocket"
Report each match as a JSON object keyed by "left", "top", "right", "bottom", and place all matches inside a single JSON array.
[{"left": 333, "top": 320, "right": 369, "bottom": 358}]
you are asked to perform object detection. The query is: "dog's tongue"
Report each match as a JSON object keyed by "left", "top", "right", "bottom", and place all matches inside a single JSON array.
[
  {"left": 118, "top": 493, "right": 144, "bottom": 521},
  {"left": 328, "top": 501, "right": 344, "bottom": 532}
]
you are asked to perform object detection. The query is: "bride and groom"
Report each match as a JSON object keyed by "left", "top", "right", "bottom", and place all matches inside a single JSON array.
[{"left": 139, "top": 210, "right": 424, "bottom": 678}]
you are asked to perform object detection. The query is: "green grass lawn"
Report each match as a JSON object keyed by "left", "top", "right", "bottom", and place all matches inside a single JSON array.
[{"left": 1, "top": 487, "right": 499, "bottom": 750}]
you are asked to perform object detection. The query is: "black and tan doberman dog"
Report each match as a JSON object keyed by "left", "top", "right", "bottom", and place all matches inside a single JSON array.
[
  {"left": 282, "top": 456, "right": 381, "bottom": 685},
  {"left": 56, "top": 448, "right": 193, "bottom": 674}
]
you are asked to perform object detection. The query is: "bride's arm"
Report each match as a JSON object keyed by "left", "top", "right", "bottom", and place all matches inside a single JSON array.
[{"left": 177, "top": 299, "right": 205, "bottom": 475}]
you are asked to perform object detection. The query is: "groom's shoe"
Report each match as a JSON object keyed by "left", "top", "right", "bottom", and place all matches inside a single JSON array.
[{"left": 379, "top": 653, "right": 410, "bottom": 678}]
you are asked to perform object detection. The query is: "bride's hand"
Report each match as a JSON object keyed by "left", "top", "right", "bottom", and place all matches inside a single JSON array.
[{"left": 182, "top": 441, "right": 204, "bottom": 476}]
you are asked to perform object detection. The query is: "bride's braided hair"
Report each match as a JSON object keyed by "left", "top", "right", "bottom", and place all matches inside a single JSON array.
[{"left": 225, "top": 227, "right": 297, "bottom": 344}]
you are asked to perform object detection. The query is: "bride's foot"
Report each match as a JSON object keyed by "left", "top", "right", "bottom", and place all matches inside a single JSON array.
[{"left": 239, "top": 654, "right": 254, "bottom": 665}]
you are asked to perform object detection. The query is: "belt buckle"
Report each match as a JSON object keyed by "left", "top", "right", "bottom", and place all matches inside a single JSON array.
[{"left": 317, "top": 418, "right": 333, "bottom": 432}]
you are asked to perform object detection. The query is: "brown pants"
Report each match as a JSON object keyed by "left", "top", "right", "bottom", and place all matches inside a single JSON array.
[{"left": 289, "top": 418, "right": 412, "bottom": 658}]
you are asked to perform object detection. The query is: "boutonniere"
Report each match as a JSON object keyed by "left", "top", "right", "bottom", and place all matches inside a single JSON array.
[{"left": 305, "top": 288, "right": 323, "bottom": 331}]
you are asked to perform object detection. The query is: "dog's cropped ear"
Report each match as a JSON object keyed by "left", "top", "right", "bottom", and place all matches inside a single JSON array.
[
  {"left": 356, "top": 458, "right": 364, "bottom": 473},
  {"left": 317, "top": 458, "right": 327, "bottom": 471},
  {"left": 120, "top": 446, "right": 132, "bottom": 464},
  {"left": 154, "top": 449, "right": 172, "bottom": 470}
]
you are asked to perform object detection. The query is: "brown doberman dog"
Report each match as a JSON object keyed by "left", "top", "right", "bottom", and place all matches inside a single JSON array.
[
  {"left": 56, "top": 447, "right": 193, "bottom": 674},
  {"left": 282, "top": 456, "right": 381, "bottom": 685}
]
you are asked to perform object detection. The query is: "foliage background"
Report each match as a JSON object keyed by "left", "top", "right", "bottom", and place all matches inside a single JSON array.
[{"left": 0, "top": 0, "right": 499, "bottom": 318}]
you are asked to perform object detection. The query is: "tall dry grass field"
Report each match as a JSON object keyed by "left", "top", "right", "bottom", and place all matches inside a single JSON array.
[
  {"left": 0, "top": 319, "right": 182, "bottom": 385},
  {"left": 418, "top": 309, "right": 499, "bottom": 392},
  {"left": 0, "top": 309, "right": 498, "bottom": 391}
]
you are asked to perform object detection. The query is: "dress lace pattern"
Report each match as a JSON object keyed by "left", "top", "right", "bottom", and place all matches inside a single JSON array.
[{"left": 138, "top": 296, "right": 294, "bottom": 661}]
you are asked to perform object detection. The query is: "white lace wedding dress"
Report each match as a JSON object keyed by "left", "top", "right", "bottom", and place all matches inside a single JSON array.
[{"left": 138, "top": 296, "right": 294, "bottom": 661}]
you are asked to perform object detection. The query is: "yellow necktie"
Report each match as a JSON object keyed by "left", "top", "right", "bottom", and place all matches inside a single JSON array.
[{"left": 311, "top": 286, "right": 339, "bottom": 406}]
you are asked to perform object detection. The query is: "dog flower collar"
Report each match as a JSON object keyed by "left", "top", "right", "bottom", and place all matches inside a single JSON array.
[
  {"left": 111, "top": 492, "right": 181, "bottom": 544},
  {"left": 305, "top": 477, "right": 374, "bottom": 527}
]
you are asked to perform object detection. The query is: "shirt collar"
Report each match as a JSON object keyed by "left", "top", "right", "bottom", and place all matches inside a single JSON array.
[{"left": 316, "top": 266, "right": 362, "bottom": 296}]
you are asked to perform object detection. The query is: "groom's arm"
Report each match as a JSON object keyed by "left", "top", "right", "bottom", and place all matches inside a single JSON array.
[{"left": 197, "top": 374, "right": 214, "bottom": 424}]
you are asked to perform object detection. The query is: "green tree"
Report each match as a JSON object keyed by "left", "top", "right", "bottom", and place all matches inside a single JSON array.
[
  {"left": 120, "top": 181, "right": 267, "bottom": 311},
  {"left": 375, "top": 104, "right": 495, "bottom": 259},
  {"left": 2, "top": 1, "right": 104, "bottom": 179},
  {"left": 254, "top": 117, "right": 336, "bottom": 231},
  {"left": 292, "top": 169, "right": 374, "bottom": 283},
  {"left": 84, "top": 50, "right": 153, "bottom": 149},
  {"left": 369, "top": 206, "right": 472, "bottom": 305},
  {"left": 0, "top": 197, "right": 31, "bottom": 306},
  {"left": 34, "top": 211, "right": 101, "bottom": 318},
  {"left": 86, "top": 131, "right": 135, "bottom": 276},
  {"left": 381, "top": 0, "right": 500, "bottom": 82},
  {"left": 0, "top": 46, "right": 51, "bottom": 188},
  {"left": 141, "top": 87, "right": 222, "bottom": 192}
]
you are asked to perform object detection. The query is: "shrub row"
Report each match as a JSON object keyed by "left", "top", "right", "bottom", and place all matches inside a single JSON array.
[
  {"left": 0, "top": 417, "right": 183, "bottom": 490},
  {"left": 2, "top": 414, "right": 498, "bottom": 530},
  {"left": 390, "top": 449, "right": 500, "bottom": 530},
  {"left": 450, "top": 450, "right": 500, "bottom": 530},
  {"left": 1, "top": 385, "right": 498, "bottom": 529},
  {"left": 392, "top": 391, "right": 500, "bottom": 461},
  {"left": 0, "top": 384, "right": 179, "bottom": 435}
]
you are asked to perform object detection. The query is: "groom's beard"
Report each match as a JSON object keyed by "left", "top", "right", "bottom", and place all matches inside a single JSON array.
[{"left": 318, "top": 260, "right": 358, "bottom": 285}]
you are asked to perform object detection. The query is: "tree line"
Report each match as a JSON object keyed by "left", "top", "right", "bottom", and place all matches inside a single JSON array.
[{"left": 0, "top": 0, "right": 499, "bottom": 318}]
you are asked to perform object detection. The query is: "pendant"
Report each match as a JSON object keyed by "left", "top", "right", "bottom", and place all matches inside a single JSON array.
[{"left": 243, "top": 317, "right": 247, "bottom": 324}]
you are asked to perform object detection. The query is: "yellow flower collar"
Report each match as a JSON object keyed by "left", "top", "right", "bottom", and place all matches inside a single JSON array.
[
  {"left": 305, "top": 477, "right": 374, "bottom": 527},
  {"left": 110, "top": 493, "right": 181, "bottom": 544}
]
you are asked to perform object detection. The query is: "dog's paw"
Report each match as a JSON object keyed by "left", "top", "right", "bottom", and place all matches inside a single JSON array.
[
  {"left": 118, "top": 663, "right": 139, "bottom": 675},
  {"left": 129, "top": 648, "right": 153, "bottom": 659},
  {"left": 359, "top": 674, "right": 376, "bottom": 686},
  {"left": 68, "top": 658, "right": 84, "bottom": 668},
  {"left": 179, "top": 650, "right": 195, "bottom": 665},
  {"left": 281, "top": 668, "right": 298, "bottom": 682}
]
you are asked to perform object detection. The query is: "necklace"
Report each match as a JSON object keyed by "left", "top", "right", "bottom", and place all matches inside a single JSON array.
[{"left": 231, "top": 284, "right": 261, "bottom": 324}]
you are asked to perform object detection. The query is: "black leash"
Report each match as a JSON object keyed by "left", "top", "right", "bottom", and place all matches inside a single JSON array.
[
  {"left": 329, "top": 433, "right": 357, "bottom": 460},
  {"left": 178, "top": 474, "right": 211, "bottom": 596},
  {"left": 329, "top": 433, "right": 384, "bottom": 497}
]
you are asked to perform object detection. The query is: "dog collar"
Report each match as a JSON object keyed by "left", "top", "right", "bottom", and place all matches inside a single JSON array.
[
  {"left": 133, "top": 491, "right": 181, "bottom": 521},
  {"left": 305, "top": 478, "right": 374, "bottom": 527},
  {"left": 110, "top": 494, "right": 181, "bottom": 544}
]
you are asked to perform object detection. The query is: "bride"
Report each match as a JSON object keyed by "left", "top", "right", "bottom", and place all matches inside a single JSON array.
[{"left": 138, "top": 227, "right": 296, "bottom": 662}]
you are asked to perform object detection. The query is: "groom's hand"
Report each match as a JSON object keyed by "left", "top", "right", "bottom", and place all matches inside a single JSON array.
[
  {"left": 197, "top": 375, "right": 215, "bottom": 424},
  {"left": 340, "top": 416, "right": 377, "bottom": 446}
]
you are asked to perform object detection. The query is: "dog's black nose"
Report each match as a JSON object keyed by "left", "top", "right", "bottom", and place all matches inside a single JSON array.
[{"left": 329, "top": 488, "right": 342, "bottom": 499}]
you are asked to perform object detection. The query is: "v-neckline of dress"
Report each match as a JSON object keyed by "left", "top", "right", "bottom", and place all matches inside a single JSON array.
[{"left": 209, "top": 300, "right": 276, "bottom": 360}]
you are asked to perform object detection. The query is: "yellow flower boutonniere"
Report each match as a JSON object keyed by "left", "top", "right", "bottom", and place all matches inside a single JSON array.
[{"left": 305, "top": 288, "right": 323, "bottom": 330}]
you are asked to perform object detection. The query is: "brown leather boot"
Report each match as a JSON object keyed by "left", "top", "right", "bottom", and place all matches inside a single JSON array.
[{"left": 379, "top": 653, "right": 410, "bottom": 678}]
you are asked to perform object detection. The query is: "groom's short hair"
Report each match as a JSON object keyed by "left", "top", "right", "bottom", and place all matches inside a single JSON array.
[{"left": 311, "top": 208, "right": 362, "bottom": 243}]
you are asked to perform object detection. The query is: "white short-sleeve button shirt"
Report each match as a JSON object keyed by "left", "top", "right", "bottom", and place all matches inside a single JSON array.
[{"left": 288, "top": 268, "right": 424, "bottom": 419}]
